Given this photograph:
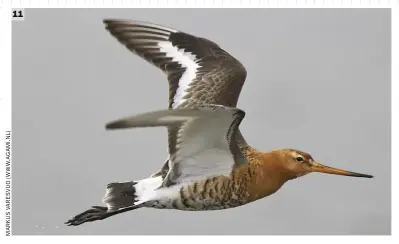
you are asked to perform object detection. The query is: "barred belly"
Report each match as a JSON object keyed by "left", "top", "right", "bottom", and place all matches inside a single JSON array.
[{"left": 146, "top": 176, "right": 248, "bottom": 211}]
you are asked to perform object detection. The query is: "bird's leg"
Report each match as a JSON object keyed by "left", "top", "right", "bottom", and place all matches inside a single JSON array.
[{"left": 65, "top": 204, "right": 144, "bottom": 226}]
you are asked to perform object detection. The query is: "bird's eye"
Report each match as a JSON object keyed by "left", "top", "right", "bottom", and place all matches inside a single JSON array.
[{"left": 296, "top": 156, "right": 304, "bottom": 162}]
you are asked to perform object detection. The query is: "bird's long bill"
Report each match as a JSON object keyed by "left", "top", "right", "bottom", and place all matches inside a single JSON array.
[{"left": 310, "top": 162, "right": 373, "bottom": 178}]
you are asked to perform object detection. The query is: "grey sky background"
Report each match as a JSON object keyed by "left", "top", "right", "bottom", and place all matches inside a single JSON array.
[{"left": 12, "top": 8, "right": 390, "bottom": 235}]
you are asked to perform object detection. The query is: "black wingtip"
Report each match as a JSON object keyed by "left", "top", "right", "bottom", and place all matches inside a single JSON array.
[
  {"left": 103, "top": 18, "right": 133, "bottom": 25},
  {"left": 103, "top": 18, "right": 118, "bottom": 24},
  {"left": 102, "top": 19, "right": 123, "bottom": 28},
  {"left": 102, "top": 19, "right": 111, "bottom": 25},
  {"left": 105, "top": 121, "right": 124, "bottom": 130}
]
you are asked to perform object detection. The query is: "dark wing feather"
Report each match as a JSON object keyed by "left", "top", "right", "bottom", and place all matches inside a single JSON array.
[
  {"left": 103, "top": 19, "right": 250, "bottom": 170},
  {"left": 103, "top": 19, "right": 247, "bottom": 108}
]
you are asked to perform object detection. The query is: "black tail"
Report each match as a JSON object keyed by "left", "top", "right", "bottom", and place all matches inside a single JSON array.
[
  {"left": 65, "top": 181, "right": 144, "bottom": 226},
  {"left": 65, "top": 203, "right": 145, "bottom": 226},
  {"left": 102, "top": 181, "right": 139, "bottom": 211}
]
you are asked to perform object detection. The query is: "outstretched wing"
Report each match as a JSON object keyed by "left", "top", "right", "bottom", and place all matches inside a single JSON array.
[
  {"left": 103, "top": 19, "right": 251, "bottom": 177},
  {"left": 106, "top": 105, "right": 247, "bottom": 186},
  {"left": 103, "top": 19, "right": 247, "bottom": 109}
]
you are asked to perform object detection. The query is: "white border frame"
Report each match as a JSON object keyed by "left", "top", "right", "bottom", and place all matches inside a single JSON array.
[{"left": 0, "top": 0, "right": 396, "bottom": 242}]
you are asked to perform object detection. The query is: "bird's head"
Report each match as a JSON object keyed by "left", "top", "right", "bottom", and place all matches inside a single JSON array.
[{"left": 275, "top": 149, "right": 373, "bottom": 180}]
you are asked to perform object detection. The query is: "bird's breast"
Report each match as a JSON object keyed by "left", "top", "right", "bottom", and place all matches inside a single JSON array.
[{"left": 147, "top": 161, "right": 287, "bottom": 211}]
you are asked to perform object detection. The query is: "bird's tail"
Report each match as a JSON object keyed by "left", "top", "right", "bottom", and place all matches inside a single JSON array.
[
  {"left": 102, "top": 181, "right": 138, "bottom": 211},
  {"left": 102, "top": 176, "right": 163, "bottom": 211},
  {"left": 65, "top": 178, "right": 162, "bottom": 226}
]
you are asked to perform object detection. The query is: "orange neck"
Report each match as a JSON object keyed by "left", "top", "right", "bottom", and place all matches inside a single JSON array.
[{"left": 238, "top": 148, "right": 294, "bottom": 203}]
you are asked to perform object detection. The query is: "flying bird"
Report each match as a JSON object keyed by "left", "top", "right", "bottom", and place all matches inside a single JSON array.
[{"left": 65, "top": 19, "right": 373, "bottom": 226}]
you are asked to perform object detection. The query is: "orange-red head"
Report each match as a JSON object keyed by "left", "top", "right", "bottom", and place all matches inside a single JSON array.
[{"left": 272, "top": 149, "right": 373, "bottom": 180}]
